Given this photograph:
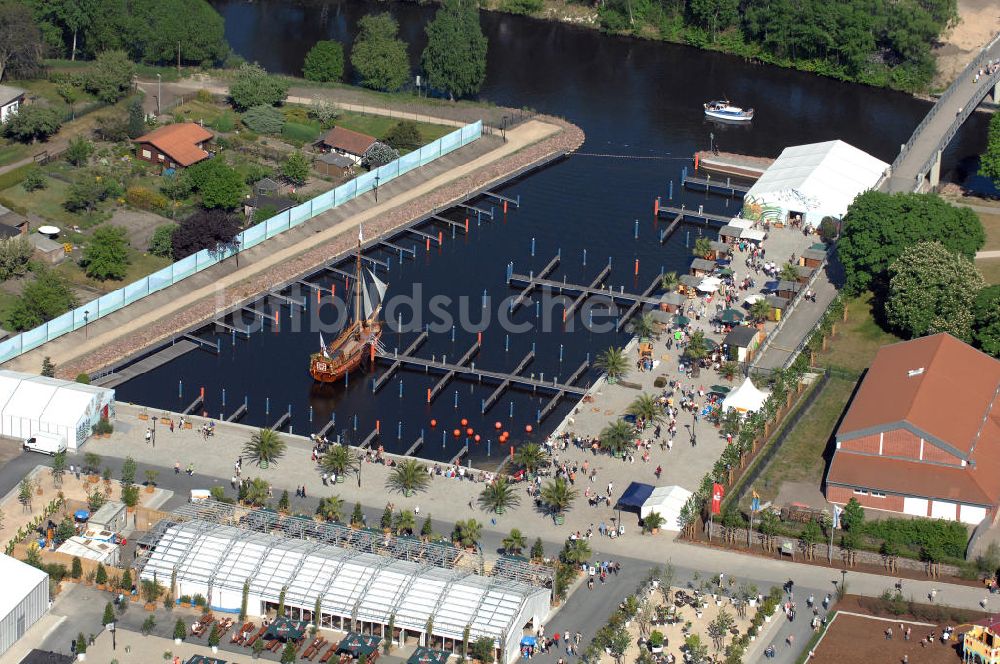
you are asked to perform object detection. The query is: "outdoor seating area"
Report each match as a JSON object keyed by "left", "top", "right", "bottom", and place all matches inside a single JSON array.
[
  {"left": 407, "top": 647, "right": 450, "bottom": 664},
  {"left": 336, "top": 632, "right": 382, "bottom": 664}
]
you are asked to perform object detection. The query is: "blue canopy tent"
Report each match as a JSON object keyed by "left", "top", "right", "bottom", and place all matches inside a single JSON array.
[{"left": 617, "top": 482, "right": 655, "bottom": 512}]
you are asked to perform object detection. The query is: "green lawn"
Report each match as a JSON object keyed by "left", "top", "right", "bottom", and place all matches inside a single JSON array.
[
  {"left": 55, "top": 250, "right": 171, "bottom": 293},
  {"left": 980, "top": 212, "right": 1000, "bottom": 252},
  {"left": 0, "top": 141, "right": 32, "bottom": 168},
  {"left": 171, "top": 100, "right": 226, "bottom": 127},
  {"left": 333, "top": 111, "right": 453, "bottom": 147},
  {"left": 813, "top": 292, "right": 902, "bottom": 374},
  {"left": 977, "top": 257, "right": 1000, "bottom": 285},
  {"left": 750, "top": 376, "right": 858, "bottom": 504},
  {"left": 0, "top": 178, "right": 110, "bottom": 229}
]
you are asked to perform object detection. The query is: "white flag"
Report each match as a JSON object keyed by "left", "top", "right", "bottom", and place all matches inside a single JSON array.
[
  {"left": 319, "top": 332, "right": 326, "bottom": 352},
  {"left": 358, "top": 224, "right": 364, "bottom": 245}
]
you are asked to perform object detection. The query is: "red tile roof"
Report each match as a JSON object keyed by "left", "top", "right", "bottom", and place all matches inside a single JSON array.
[
  {"left": 827, "top": 453, "right": 996, "bottom": 506},
  {"left": 837, "top": 333, "right": 1000, "bottom": 457},
  {"left": 321, "top": 127, "right": 376, "bottom": 156},
  {"left": 134, "top": 123, "right": 213, "bottom": 167}
]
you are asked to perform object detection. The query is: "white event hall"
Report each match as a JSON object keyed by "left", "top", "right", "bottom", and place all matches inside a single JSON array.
[{"left": 0, "top": 370, "right": 114, "bottom": 449}]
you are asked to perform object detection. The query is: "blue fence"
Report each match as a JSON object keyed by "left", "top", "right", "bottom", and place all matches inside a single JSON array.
[{"left": 0, "top": 121, "right": 483, "bottom": 364}]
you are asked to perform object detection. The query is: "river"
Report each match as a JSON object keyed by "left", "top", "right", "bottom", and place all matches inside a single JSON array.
[{"left": 112, "top": 0, "right": 995, "bottom": 463}]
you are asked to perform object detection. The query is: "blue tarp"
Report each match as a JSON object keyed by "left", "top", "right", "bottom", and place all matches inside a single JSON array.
[
  {"left": 617, "top": 482, "right": 655, "bottom": 511},
  {"left": 520, "top": 636, "right": 537, "bottom": 647}
]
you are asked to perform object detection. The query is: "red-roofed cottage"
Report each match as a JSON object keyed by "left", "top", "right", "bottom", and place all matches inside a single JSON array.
[
  {"left": 825, "top": 333, "right": 1000, "bottom": 525},
  {"left": 134, "top": 123, "right": 214, "bottom": 169}
]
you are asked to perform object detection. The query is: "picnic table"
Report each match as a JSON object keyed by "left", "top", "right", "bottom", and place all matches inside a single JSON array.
[
  {"left": 191, "top": 614, "right": 215, "bottom": 638},
  {"left": 245, "top": 624, "right": 268, "bottom": 648},
  {"left": 319, "top": 644, "right": 338, "bottom": 663},
  {"left": 230, "top": 622, "right": 255, "bottom": 645},
  {"left": 303, "top": 637, "right": 327, "bottom": 660}
]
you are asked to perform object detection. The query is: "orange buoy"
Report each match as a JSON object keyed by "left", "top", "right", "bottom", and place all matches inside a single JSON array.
[
  {"left": 430, "top": 419, "right": 437, "bottom": 427},
  {"left": 525, "top": 424, "right": 533, "bottom": 433},
  {"left": 461, "top": 418, "right": 468, "bottom": 426},
  {"left": 453, "top": 429, "right": 461, "bottom": 438},
  {"left": 466, "top": 427, "right": 474, "bottom": 436},
  {"left": 502, "top": 431, "right": 508, "bottom": 439},
  {"left": 694, "top": 153, "right": 700, "bottom": 170},
  {"left": 495, "top": 421, "right": 502, "bottom": 430},
  {"left": 474, "top": 434, "right": 481, "bottom": 443}
]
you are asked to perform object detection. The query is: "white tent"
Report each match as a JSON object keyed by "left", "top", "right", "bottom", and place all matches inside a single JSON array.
[
  {"left": 641, "top": 485, "right": 693, "bottom": 531},
  {"left": 0, "top": 370, "right": 114, "bottom": 450},
  {"left": 722, "top": 377, "right": 770, "bottom": 414},
  {"left": 697, "top": 276, "right": 723, "bottom": 293},
  {"left": 744, "top": 140, "right": 888, "bottom": 226}
]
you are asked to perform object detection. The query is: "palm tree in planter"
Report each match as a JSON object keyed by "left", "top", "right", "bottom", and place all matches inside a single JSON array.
[
  {"left": 559, "top": 538, "right": 591, "bottom": 565},
  {"left": 683, "top": 330, "right": 709, "bottom": 364},
  {"left": 452, "top": 519, "right": 483, "bottom": 550},
  {"left": 660, "top": 271, "right": 679, "bottom": 292},
  {"left": 596, "top": 346, "right": 628, "bottom": 383},
  {"left": 779, "top": 262, "right": 800, "bottom": 283},
  {"left": 243, "top": 429, "right": 286, "bottom": 469},
  {"left": 320, "top": 446, "right": 360, "bottom": 483},
  {"left": 642, "top": 511, "right": 666, "bottom": 535},
  {"left": 501, "top": 528, "right": 527, "bottom": 555},
  {"left": 393, "top": 509, "right": 416, "bottom": 535},
  {"left": 692, "top": 236, "right": 713, "bottom": 259},
  {"left": 478, "top": 476, "right": 520, "bottom": 514},
  {"left": 513, "top": 443, "right": 549, "bottom": 477},
  {"left": 540, "top": 477, "right": 578, "bottom": 525},
  {"left": 719, "top": 361, "right": 739, "bottom": 382},
  {"left": 242, "top": 478, "right": 270, "bottom": 507},
  {"left": 749, "top": 298, "right": 771, "bottom": 324},
  {"left": 316, "top": 495, "right": 345, "bottom": 522},
  {"left": 627, "top": 394, "right": 664, "bottom": 429},
  {"left": 629, "top": 312, "right": 657, "bottom": 339},
  {"left": 600, "top": 420, "right": 634, "bottom": 458},
  {"left": 386, "top": 459, "right": 430, "bottom": 496}
]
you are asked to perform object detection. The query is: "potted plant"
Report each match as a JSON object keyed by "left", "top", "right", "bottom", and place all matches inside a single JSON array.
[
  {"left": 173, "top": 618, "right": 186, "bottom": 644},
  {"left": 179, "top": 595, "right": 192, "bottom": 608},
  {"left": 95, "top": 564, "right": 107, "bottom": 590},
  {"left": 193, "top": 593, "right": 207, "bottom": 609},
  {"left": 642, "top": 511, "right": 665, "bottom": 535},
  {"left": 649, "top": 631, "right": 665, "bottom": 654},
  {"left": 253, "top": 637, "right": 265, "bottom": 659},
  {"left": 208, "top": 623, "right": 221, "bottom": 653},
  {"left": 76, "top": 631, "right": 87, "bottom": 661}
]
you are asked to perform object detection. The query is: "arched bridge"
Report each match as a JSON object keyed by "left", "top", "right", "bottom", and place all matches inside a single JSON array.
[{"left": 882, "top": 33, "right": 1000, "bottom": 193}]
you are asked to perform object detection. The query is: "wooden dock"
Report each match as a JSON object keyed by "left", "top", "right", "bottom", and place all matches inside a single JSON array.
[
  {"left": 93, "top": 340, "right": 198, "bottom": 388},
  {"left": 507, "top": 273, "right": 663, "bottom": 307},
  {"left": 538, "top": 360, "right": 590, "bottom": 423},
  {"left": 458, "top": 203, "right": 494, "bottom": 219},
  {"left": 682, "top": 173, "right": 750, "bottom": 196},
  {"left": 509, "top": 254, "right": 560, "bottom": 313},
  {"left": 359, "top": 429, "right": 379, "bottom": 450},
  {"left": 615, "top": 276, "right": 664, "bottom": 331},
  {"left": 656, "top": 205, "right": 732, "bottom": 226},
  {"left": 430, "top": 214, "right": 467, "bottom": 233},
  {"left": 428, "top": 339, "right": 482, "bottom": 401},
  {"left": 694, "top": 150, "right": 773, "bottom": 180},
  {"left": 482, "top": 191, "right": 520, "bottom": 207},
  {"left": 482, "top": 350, "right": 534, "bottom": 413},
  {"left": 659, "top": 213, "right": 683, "bottom": 244},
  {"left": 226, "top": 404, "right": 247, "bottom": 422},
  {"left": 269, "top": 411, "right": 290, "bottom": 431},
  {"left": 373, "top": 331, "right": 429, "bottom": 393},
  {"left": 182, "top": 395, "right": 204, "bottom": 416},
  {"left": 403, "top": 436, "right": 424, "bottom": 457},
  {"left": 562, "top": 265, "right": 612, "bottom": 320},
  {"left": 182, "top": 334, "right": 220, "bottom": 354}
]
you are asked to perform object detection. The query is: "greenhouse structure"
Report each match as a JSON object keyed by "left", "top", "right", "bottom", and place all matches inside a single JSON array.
[{"left": 140, "top": 519, "right": 550, "bottom": 662}]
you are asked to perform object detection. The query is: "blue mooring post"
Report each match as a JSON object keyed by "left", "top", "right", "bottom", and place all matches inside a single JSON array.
[
  {"left": 487, "top": 439, "right": 491, "bottom": 457},
  {"left": 222, "top": 389, "right": 226, "bottom": 407},
  {"left": 244, "top": 396, "right": 248, "bottom": 410},
  {"left": 481, "top": 398, "right": 485, "bottom": 414},
  {"left": 309, "top": 406, "right": 313, "bottom": 422},
  {"left": 682, "top": 166, "right": 688, "bottom": 181},
  {"left": 331, "top": 412, "right": 335, "bottom": 427},
  {"left": 509, "top": 400, "right": 514, "bottom": 418},
  {"left": 353, "top": 414, "right": 358, "bottom": 431},
  {"left": 442, "top": 431, "right": 446, "bottom": 448},
  {"left": 345, "top": 370, "right": 349, "bottom": 388},
  {"left": 535, "top": 300, "right": 540, "bottom": 318},
  {"left": 559, "top": 344, "right": 564, "bottom": 362},
  {"left": 399, "top": 379, "right": 403, "bottom": 398},
  {"left": 232, "top": 330, "right": 235, "bottom": 346},
  {"left": 532, "top": 341, "right": 536, "bottom": 354},
  {"left": 505, "top": 334, "right": 509, "bottom": 352},
  {"left": 608, "top": 256, "right": 612, "bottom": 268},
  {"left": 454, "top": 390, "right": 458, "bottom": 409},
  {"left": 451, "top": 325, "right": 456, "bottom": 342},
  {"left": 398, "top": 421, "right": 402, "bottom": 440},
  {"left": 265, "top": 398, "right": 270, "bottom": 416},
  {"left": 536, "top": 408, "right": 541, "bottom": 423},
  {"left": 178, "top": 380, "right": 182, "bottom": 398},
  {"left": 583, "top": 248, "right": 587, "bottom": 266},
  {"left": 287, "top": 404, "right": 291, "bottom": 417},
  {"left": 531, "top": 237, "right": 535, "bottom": 256},
  {"left": 482, "top": 289, "right": 487, "bottom": 309},
  {"left": 669, "top": 180, "right": 674, "bottom": 200},
  {"left": 634, "top": 219, "right": 639, "bottom": 239}
]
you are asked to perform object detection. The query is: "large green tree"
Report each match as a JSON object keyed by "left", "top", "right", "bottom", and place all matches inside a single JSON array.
[
  {"left": 971, "top": 285, "right": 1000, "bottom": 358},
  {"left": 688, "top": 0, "right": 740, "bottom": 41},
  {"left": 228, "top": 62, "right": 288, "bottom": 112},
  {"left": 885, "top": 241, "right": 984, "bottom": 342},
  {"left": 6, "top": 270, "right": 77, "bottom": 331},
  {"left": 186, "top": 158, "right": 245, "bottom": 209},
  {"left": 350, "top": 13, "right": 410, "bottom": 92},
  {"left": 85, "top": 50, "right": 136, "bottom": 103},
  {"left": 302, "top": 40, "right": 344, "bottom": 82},
  {"left": 0, "top": 1, "right": 42, "bottom": 80},
  {"left": 837, "top": 191, "right": 984, "bottom": 293},
  {"left": 83, "top": 225, "right": 130, "bottom": 281},
  {"left": 980, "top": 112, "right": 1000, "bottom": 190},
  {"left": 3, "top": 106, "right": 61, "bottom": 143},
  {"left": 422, "top": 0, "right": 487, "bottom": 99}
]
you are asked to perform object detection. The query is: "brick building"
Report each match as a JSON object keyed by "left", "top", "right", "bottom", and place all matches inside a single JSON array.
[
  {"left": 825, "top": 333, "right": 1000, "bottom": 525},
  {"left": 133, "top": 122, "right": 213, "bottom": 169}
]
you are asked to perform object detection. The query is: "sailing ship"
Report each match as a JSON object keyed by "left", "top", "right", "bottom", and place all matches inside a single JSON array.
[
  {"left": 309, "top": 227, "right": 387, "bottom": 382},
  {"left": 703, "top": 100, "right": 754, "bottom": 122}
]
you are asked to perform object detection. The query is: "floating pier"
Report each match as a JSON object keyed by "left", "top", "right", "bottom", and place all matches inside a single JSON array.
[
  {"left": 372, "top": 331, "right": 429, "bottom": 393},
  {"left": 226, "top": 404, "right": 247, "bottom": 422},
  {"left": 379, "top": 240, "right": 416, "bottom": 258},
  {"left": 267, "top": 290, "right": 305, "bottom": 308},
  {"left": 458, "top": 203, "right": 494, "bottom": 219},
  {"left": 659, "top": 213, "right": 683, "bottom": 244},
  {"left": 430, "top": 214, "right": 467, "bottom": 233},
  {"left": 92, "top": 340, "right": 198, "bottom": 388},
  {"left": 353, "top": 252, "right": 389, "bottom": 270},
  {"left": 181, "top": 395, "right": 204, "bottom": 416},
  {"left": 682, "top": 173, "right": 750, "bottom": 196},
  {"left": 212, "top": 318, "right": 251, "bottom": 337},
  {"left": 507, "top": 273, "right": 663, "bottom": 307},
  {"left": 538, "top": 360, "right": 590, "bottom": 423},
  {"left": 182, "top": 334, "right": 220, "bottom": 354},
  {"left": 562, "top": 265, "right": 612, "bottom": 320},
  {"left": 359, "top": 429, "right": 379, "bottom": 450},
  {"left": 694, "top": 150, "right": 772, "bottom": 180},
  {"left": 404, "top": 436, "right": 424, "bottom": 457},
  {"left": 323, "top": 266, "right": 356, "bottom": 281},
  {"left": 656, "top": 205, "right": 732, "bottom": 226},
  {"left": 406, "top": 226, "right": 441, "bottom": 245},
  {"left": 615, "top": 276, "right": 664, "bottom": 331},
  {"left": 269, "top": 411, "right": 291, "bottom": 431},
  {"left": 482, "top": 350, "right": 535, "bottom": 413},
  {"left": 482, "top": 191, "right": 520, "bottom": 208},
  {"left": 509, "top": 254, "right": 560, "bottom": 313},
  {"left": 428, "top": 339, "right": 482, "bottom": 402}
]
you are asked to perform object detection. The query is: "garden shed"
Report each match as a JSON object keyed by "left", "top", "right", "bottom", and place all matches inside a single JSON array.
[{"left": 0, "top": 370, "right": 114, "bottom": 450}]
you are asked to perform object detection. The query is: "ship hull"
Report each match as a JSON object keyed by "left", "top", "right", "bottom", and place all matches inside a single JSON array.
[{"left": 309, "top": 322, "right": 382, "bottom": 383}]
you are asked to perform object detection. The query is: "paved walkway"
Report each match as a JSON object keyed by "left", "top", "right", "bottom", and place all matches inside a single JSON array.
[
  {"left": 5, "top": 118, "right": 568, "bottom": 376},
  {"left": 976, "top": 249, "right": 1000, "bottom": 258}
]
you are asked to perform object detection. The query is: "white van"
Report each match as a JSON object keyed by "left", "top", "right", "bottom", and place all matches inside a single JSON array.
[{"left": 23, "top": 432, "right": 67, "bottom": 455}]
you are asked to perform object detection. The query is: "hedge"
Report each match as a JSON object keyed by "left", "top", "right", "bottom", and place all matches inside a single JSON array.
[{"left": 859, "top": 517, "right": 969, "bottom": 560}]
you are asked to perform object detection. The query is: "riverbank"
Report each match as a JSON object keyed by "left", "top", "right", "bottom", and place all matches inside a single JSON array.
[{"left": 5, "top": 115, "right": 583, "bottom": 378}]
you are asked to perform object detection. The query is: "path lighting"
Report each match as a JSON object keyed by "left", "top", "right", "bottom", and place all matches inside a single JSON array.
[{"left": 84, "top": 310, "right": 90, "bottom": 339}]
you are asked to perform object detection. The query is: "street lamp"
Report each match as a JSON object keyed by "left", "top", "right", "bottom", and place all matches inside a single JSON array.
[
  {"left": 373, "top": 174, "right": 381, "bottom": 203},
  {"left": 108, "top": 621, "right": 116, "bottom": 650},
  {"left": 156, "top": 73, "right": 161, "bottom": 115},
  {"left": 83, "top": 310, "right": 90, "bottom": 339},
  {"left": 840, "top": 569, "right": 847, "bottom": 595}
]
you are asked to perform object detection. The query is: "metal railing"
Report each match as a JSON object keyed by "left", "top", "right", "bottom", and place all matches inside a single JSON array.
[{"left": 749, "top": 255, "right": 828, "bottom": 371}]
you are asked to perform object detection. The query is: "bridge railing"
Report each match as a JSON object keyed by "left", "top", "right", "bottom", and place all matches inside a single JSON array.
[{"left": 891, "top": 31, "right": 1000, "bottom": 173}]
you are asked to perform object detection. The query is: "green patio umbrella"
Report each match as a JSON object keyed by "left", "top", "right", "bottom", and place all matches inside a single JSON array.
[
  {"left": 719, "top": 268, "right": 734, "bottom": 277},
  {"left": 672, "top": 314, "right": 691, "bottom": 326},
  {"left": 709, "top": 385, "right": 731, "bottom": 396},
  {"left": 719, "top": 308, "right": 744, "bottom": 323}
]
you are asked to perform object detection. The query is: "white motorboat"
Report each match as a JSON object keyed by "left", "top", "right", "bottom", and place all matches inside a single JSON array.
[{"left": 703, "top": 100, "right": 754, "bottom": 122}]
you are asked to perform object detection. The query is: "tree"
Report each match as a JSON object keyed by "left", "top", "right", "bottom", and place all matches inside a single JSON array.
[
  {"left": 17, "top": 477, "right": 33, "bottom": 511},
  {"left": 280, "top": 641, "right": 297, "bottom": 664},
  {"left": 540, "top": 477, "right": 578, "bottom": 516},
  {"left": 421, "top": 514, "right": 433, "bottom": 537},
  {"left": 393, "top": 509, "right": 416, "bottom": 535},
  {"left": 643, "top": 511, "right": 666, "bottom": 533},
  {"left": 132, "top": 0, "right": 227, "bottom": 66},
  {"left": 688, "top": 0, "right": 739, "bottom": 41},
  {"left": 451, "top": 519, "right": 482, "bottom": 548},
  {"left": 174, "top": 617, "right": 186, "bottom": 641},
  {"left": 749, "top": 298, "right": 771, "bottom": 323},
  {"left": 71, "top": 555, "right": 82, "bottom": 579},
  {"left": 885, "top": 241, "right": 984, "bottom": 342},
  {"left": 242, "top": 478, "right": 270, "bottom": 507},
  {"left": 120, "top": 455, "right": 137, "bottom": 486},
  {"left": 6, "top": 269, "right": 77, "bottom": 331},
  {"left": 660, "top": 271, "right": 679, "bottom": 291},
  {"left": 841, "top": 497, "right": 865, "bottom": 532},
  {"left": 241, "top": 104, "right": 285, "bottom": 134},
  {"left": 362, "top": 141, "right": 398, "bottom": 168},
  {"left": 607, "top": 627, "right": 631, "bottom": 664},
  {"left": 469, "top": 637, "right": 495, "bottom": 664},
  {"left": 228, "top": 62, "right": 288, "bottom": 111},
  {"left": 596, "top": 346, "right": 628, "bottom": 381},
  {"left": 684, "top": 330, "right": 710, "bottom": 362},
  {"left": 21, "top": 169, "right": 46, "bottom": 192},
  {"left": 600, "top": 419, "right": 634, "bottom": 456},
  {"left": 627, "top": 393, "right": 664, "bottom": 427},
  {"left": 243, "top": 428, "right": 286, "bottom": 468},
  {"left": 422, "top": 0, "right": 488, "bottom": 99},
  {"left": 208, "top": 623, "right": 221, "bottom": 648},
  {"left": 707, "top": 608, "right": 735, "bottom": 651},
  {"left": 82, "top": 225, "right": 130, "bottom": 281},
  {"left": 303, "top": 40, "right": 345, "bottom": 82},
  {"left": 170, "top": 209, "right": 241, "bottom": 260},
  {"left": 692, "top": 236, "right": 713, "bottom": 258},
  {"left": 383, "top": 120, "right": 422, "bottom": 151},
  {"left": 560, "top": 538, "right": 592, "bottom": 565},
  {"left": 0, "top": 2, "right": 41, "bottom": 81},
  {"left": 972, "top": 285, "right": 1000, "bottom": 358},
  {"left": 351, "top": 502, "right": 364, "bottom": 527},
  {"left": 76, "top": 632, "right": 87, "bottom": 655},
  {"left": 478, "top": 476, "right": 521, "bottom": 513},
  {"left": 501, "top": 528, "right": 527, "bottom": 554},
  {"left": 837, "top": 191, "right": 984, "bottom": 293},
  {"left": 316, "top": 495, "right": 344, "bottom": 522},
  {"left": 127, "top": 98, "right": 145, "bottom": 139},
  {"left": 85, "top": 50, "right": 135, "bottom": 103},
  {"left": 144, "top": 469, "right": 159, "bottom": 488},
  {"left": 512, "top": 442, "right": 548, "bottom": 473},
  {"left": 282, "top": 152, "right": 310, "bottom": 186},
  {"left": 95, "top": 562, "right": 107, "bottom": 586},
  {"left": 94, "top": 112, "right": 130, "bottom": 142},
  {"left": 980, "top": 112, "right": 1000, "bottom": 189},
  {"left": 65, "top": 136, "right": 94, "bottom": 166},
  {"left": 148, "top": 223, "right": 177, "bottom": 258},
  {"left": 386, "top": 459, "right": 431, "bottom": 496},
  {"left": 277, "top": 489, "right": 290, "bottom": 512},
  {"left": 56, "top": 516, "right": 75, "bottom": 543},
  {"left": 629, "top": 311, "right": 657, "bottom": 338},
  {"left": 0, "top": 236, "right": 31, "bottom": 280},
  {"left": 380, "top": 503, "right": 393, "bottom": 530},
  {"left": 531, "top": 537, "right": 544, "bottom": 560},
  {"left": 320, "top": 446, "right": 360, "bottom": 481},
  {"left": 4, "top": 106, "right": 62, "bottom": 143},
  {"left": 186, "top": 158, "right": 245, "bottom": 209},
  {"left": 351, "top": 13, "right": 409, "bottom": 92}
]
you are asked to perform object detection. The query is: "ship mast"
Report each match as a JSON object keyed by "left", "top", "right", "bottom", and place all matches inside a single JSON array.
[{"left": 355, "top": 230, "right": 362, "bottom": 328}]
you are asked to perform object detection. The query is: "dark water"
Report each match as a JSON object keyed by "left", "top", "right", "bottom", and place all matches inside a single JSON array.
[{"left": 114, "top": 0, "right": 996, "bottom": 463}]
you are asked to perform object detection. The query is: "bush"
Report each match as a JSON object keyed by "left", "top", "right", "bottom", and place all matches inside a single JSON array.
[
  {"left": 382, "top": 120, "right": 421, "bottom": 151},
  {"left": 228, "top": 63, "right": 288, "bottom": 111},
  {"left": 76, "top": 373, "right": 90, "bottom": 384},
  {"left": 0, "top": 236, "right": 32, "bottom": 280},
  {"left": 241, "top": 104, "right": 285, "bottom": 134},
  {"left": 148, "top": 223, "right": 177, "bottom": 258},
  {"left": 82, "top": 225, "right": 130, "bottom": 281},
  {"left": 212, "top": 112, "right": 236, "bottom": 133},
  {"left": 860, "top": 517, "right": 969, "bottom": 560},
  {"left": 64, "top": 177, "right": 117, "bottom": 213},
  {"left": 21, "top": 169, "right": 46, "bottom": 192},
  {"left": 4, "top": 106, "right": 62, "bottom": 143},
  {"left": 85, "top": 51, "right": 135, "bottom": 103},
  {"left": 500, "top": 0, "right": 543, "bottom": 14},
  {"left": 193, "top": 593, "right": 207, "bottom": 607},
  {"left": 302, "top": 40, "right": 345, "bottom": 82},
  {"left": 126, "top": 186, "right": 167, "bottom": 211},
  {"left": 93, "top": 112, "right": 130, "bottom": 142}
]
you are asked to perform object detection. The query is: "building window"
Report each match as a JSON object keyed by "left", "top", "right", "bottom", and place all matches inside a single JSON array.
[
  {"left": 870, "top": 491, "right": 886, "bottom": 498},
  {"left": 141, "top": 149, "right": 151, "bottom": 159},
  {"left": 853, "top": 489, "right": 868, "bottom": 496},
  {"left": 157, "top": 153, "right": 165, "bottom": 161}
]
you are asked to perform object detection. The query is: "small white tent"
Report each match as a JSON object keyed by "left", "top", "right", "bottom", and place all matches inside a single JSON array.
[
  {"left": 0, "top": 370, "right": 114, "bottom": 449},
  {"left": 722, "top": 377, "right": 770, "bottom": 414},
  {"left": 641, "top": 486, "right": 693, "bottom": 531},
  {"left": 744, "top": 140, "right": 887, "bottom": 226}
]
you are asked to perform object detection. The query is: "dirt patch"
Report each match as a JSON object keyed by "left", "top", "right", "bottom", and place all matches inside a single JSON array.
[
  {"left": 108, "top": 209, "right": 172, "bottom": 252},
  {"left": 812, "top": 611, "right": 960, "bottom": 664},
  {"left": 932, "top": 0, "right": 1000, "bottom": 88}
]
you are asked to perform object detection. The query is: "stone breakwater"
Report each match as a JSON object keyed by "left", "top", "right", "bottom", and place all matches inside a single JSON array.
[{"left": 60, "top": 117, "right": 585, "bottom": 379}]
